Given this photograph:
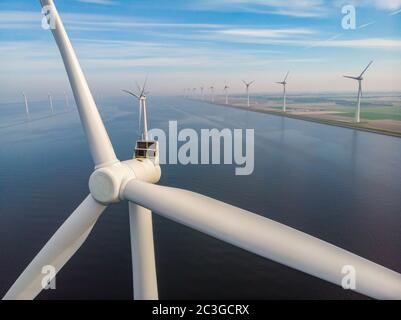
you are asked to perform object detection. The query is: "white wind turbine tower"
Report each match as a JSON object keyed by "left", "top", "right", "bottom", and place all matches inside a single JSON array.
[
  {"left": 200, "top": 86, "right": 204, "bottom": 100},
  {"left": 4, "top": 1, "right": 401, "bottom": 301},
  {"left": 22, "top": 92, "right": 30, "bottom": 119},
  {"left": 223, "top": 83, "right": 229, "bottom": 105},
  {"left": 192, "top": 88, "right": 197, "bottom": 99},
  {"left": 343, "top": 61, "right": 373, "bottom": 123},
  {"left": 48, "top": 92, "right": 54, "bottom": 113},
  {"left": 276, "top": 71, "right": 289, "bottom": 112},
  {"left": 123, "top": 79, "right": 150, "bottom": 141},
  {"left": 242, "top": 80, "right": 255, "bottom": 108},
  {"left": 210, "top": 85, "right": 215, "bottom": 102}
]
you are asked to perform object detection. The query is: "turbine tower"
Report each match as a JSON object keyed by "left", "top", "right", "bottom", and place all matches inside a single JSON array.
[
  {"left": 4, "top": 1, "right": 401, "bottom": 301},
  {"left": 223, "top": 83, "right": 230, "bottom": 105},
  {"left": 123, "top": 79, "right": 149, "bottom": 141},
  {"left": 192, "top": 88, "right": 197, "bottom": 99},
  {"left": 22, "top": 92, "right": 30, "bottom": 119},
  {"left": 343, "top": 61, "right": 373, "bottom": 123},
  {"left": 242, "top": 80, "right": 255, "bottom": 108},
  {"left": 210, "top": 85, "right": 215, "bottom": 102},
  {"left": 200, "top": 86, "right": 204, "bottom": 100},
  {"left": 276, "top": 71, "right": 289, "bottom": 112},
  {"left": 48, "top": 92, "right": 54, "bottom": 113}
]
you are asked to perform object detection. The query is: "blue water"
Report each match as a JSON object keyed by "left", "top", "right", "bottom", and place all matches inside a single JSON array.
[{"left": 0, "top": 96, "right": 400, "bottom": 299}]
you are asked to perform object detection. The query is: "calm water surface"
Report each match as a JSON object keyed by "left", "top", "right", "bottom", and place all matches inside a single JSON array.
[{"left": 0, "top": 96, "right": 400, "bottom": 299}]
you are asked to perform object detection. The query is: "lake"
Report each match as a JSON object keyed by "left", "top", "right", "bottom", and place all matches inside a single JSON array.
[{"left": 0, "top": 96, "right": 400, "bottom": 299}]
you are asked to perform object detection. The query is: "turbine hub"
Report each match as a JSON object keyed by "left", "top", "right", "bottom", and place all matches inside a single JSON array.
[
  {"left": 89, "top": 162, "right": 133, "bottom": 204},
  {"left": 89, "top": 159, "right": 161, "bottom": 204}
]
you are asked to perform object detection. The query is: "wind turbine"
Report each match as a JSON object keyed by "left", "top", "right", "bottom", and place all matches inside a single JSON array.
[
  {"left": 276, "top": 71, "right": 289, "bottom": 112},
  {"left": 200, "top": 86, "right": 204, "bottom": 100},
  {"left": 22, "top": 92, "right": 30, "bottom": 119},
  {"left": 223, "top": 83, "right": 229, "bottom": 105},
  {"left": 192, "top": 88, "right": 197, "bottom": 99},
  {"left": 343, "top": 61, "right": 373, "bottom": 123},
  {"left": 48, "top": 92, "right": 54, "bottom": 113},
  {"left": 4, "top": 1, "right": 401, "bottom": 301},
  {"left": 242, "top": 80, "right": 255, "bottom": 108},
  {"left": 123, "top": 79, "right": 149, "bottom": 141},
  {"left": 210, "top": 85, "right": 215, "bottom": 102}
]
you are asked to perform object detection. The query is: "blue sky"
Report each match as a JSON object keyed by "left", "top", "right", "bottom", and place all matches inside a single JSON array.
[{"left": 0, "top": 0, "right": 401, "bottom": 102}]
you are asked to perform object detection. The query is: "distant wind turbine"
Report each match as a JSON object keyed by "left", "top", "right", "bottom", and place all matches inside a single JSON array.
[
  {"left": 210, "top": 85, "right": 215, "bottom": 102},
  {"left": 48, "top": 92, "right": 54, "bottom": 113},
  {"left": 200, "top": 86, "right": 204, "bottom": 100},
  {"left": 123, "top": 78, "right": 149, "bottom": 140},
  {"left": 276, "top": 71, "right": 290, "bottom": 112},
  {"left": 22, "top": 92, "right": 30, "bottom": 119},
  {"left": 242, "top": 80, "right": 255, "bottom": 108},
  {"left": 224, "top": 83, "right": 230, "bottom": 105},
  {"left": 343, "top": 61, "right": 373, "bottom": 123}
]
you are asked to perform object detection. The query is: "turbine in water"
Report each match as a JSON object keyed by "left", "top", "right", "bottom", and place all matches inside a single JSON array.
[{"left": 242, "top": 80, "right": 255, "bottom": 108}]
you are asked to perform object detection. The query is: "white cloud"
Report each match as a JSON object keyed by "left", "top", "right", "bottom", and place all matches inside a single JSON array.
[
  {"left": 77, "top": 0, "right": 118, "bottom": 5},
  {"left": 0, "top": 10, "right": 226, "bottom": 31},
  {"left": 335, "top": 0, "right": 401, "bottom": 11},
  {"left": 189, "top": 0, "right": 328, "bottom": 17},
  {"left": 218, "top": 28, "right": 316, "bottom": 38}
]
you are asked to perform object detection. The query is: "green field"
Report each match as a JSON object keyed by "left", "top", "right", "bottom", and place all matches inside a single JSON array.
[{"left": 338, "top": 107, "right": 401, "bottom": 121}]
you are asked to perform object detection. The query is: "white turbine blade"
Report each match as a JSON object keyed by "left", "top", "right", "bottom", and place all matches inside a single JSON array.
[
  {"left": 123, "top": 180, "right": 401, "bottom": 300},
  {"left": 249, "top": 80, "right": 255, "bottom": 86},
  {"left": 140, "top": 77, "right": 148, "bottom": 97},
  {"left": 123, "top": 89, "right": 140, "bottom": 99},
  {"left": 359, "top": 60, "right": 373, "bottom": 78},
  {"left": 283, "top": 71, "right": 290, "bottom": 82},
  {"left": 3, "top": 195, "right": 106, "bottom": 300},
  {"left": 343, "top": 76, "right": 359, "bottom": 80},
  {"left": 39, "top": 0, "right": 118, "bottom": 167},
  {"left": 129, "top": 202, "right": 158, "bottom": 300}
]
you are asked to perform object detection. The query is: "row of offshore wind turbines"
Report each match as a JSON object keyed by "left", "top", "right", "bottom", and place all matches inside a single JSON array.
[
  {"left": 4, "top": 0, "right": 401, "bottom": 300},
  {"left": 20, "top": 91, "right": 71, "bottom": 119},
  {"left": 184, "top": 61, "right": 373, "bottom": 124}
]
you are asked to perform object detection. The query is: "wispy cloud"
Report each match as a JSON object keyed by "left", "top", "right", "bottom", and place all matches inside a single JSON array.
[
  {"left": 188, "top": 0, "right": 328, "bottom": 17},
  {"left": 335, "top": 0, "right": 401, "bottom": 11},
  {"left": 218, "top": 28, "right": 316, "bottom": 38},
  {"left": 77, "top": 0, "right": 118, "bottom": 5},
  {"left": 0, "top": 10, "right": 226, "bottom": 31}
]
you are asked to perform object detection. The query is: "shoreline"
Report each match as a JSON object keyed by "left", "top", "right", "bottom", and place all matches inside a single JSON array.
[{"left": 190, "top": 99, "right": 401, "bottom": 139}]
